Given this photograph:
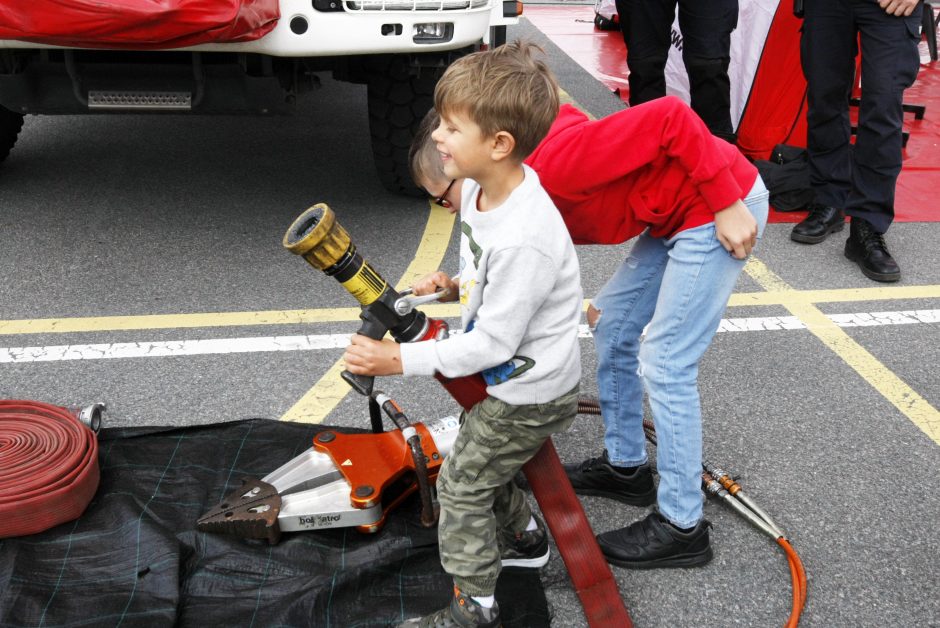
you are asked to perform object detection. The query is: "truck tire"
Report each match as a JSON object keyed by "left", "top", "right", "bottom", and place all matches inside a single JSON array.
[
  {"left": 365, "top": 55, "right": 445, "bottom": 197},
  {"left": 0, "top": 106, "right": 24, "bottom": 164}
]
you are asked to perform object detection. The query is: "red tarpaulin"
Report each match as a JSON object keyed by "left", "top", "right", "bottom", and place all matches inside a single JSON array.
[
  {"left": 734, "top": 3, "right": 808, "bottom": 160},
  {"left": 0, "top": 0, "right": 280, "bottom": 49}
]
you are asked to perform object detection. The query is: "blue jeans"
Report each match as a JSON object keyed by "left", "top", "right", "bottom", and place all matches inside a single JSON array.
[{"left": 592, "top": 177, "right": 769, "bottom": 528}]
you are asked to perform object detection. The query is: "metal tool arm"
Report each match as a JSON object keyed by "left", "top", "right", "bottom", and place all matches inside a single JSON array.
[{"left": 197, "top": 413, "right": 460, "bottom": 542}]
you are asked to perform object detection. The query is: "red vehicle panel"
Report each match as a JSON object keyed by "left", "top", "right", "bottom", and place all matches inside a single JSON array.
[{"left": 0, "top": 0, "right": 279, "bottom": 49}]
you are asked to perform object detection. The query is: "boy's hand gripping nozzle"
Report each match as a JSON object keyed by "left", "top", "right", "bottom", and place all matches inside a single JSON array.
[{"left": 283, "top": 203, "right": 433, "bottom": 396}]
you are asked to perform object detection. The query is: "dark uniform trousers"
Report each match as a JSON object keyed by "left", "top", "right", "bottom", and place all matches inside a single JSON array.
[
  {"left": 614, "top": 0, "right": 739, "bottom": 138},
  {"left": 802, "top": 0, "right": 921, "bottom": 233}
]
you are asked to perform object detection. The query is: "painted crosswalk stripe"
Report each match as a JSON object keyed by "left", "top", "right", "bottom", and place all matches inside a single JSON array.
[{"left": 2, "top": 309, "right": 937, "bottom": 363}]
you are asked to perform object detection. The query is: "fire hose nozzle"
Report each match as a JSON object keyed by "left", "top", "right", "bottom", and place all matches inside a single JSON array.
[
  {"left": 283, "top": 203, "right": 431, "bottom": 397},
  {"left": 283, "top": 203, "right": 353, "bottom": 272}
]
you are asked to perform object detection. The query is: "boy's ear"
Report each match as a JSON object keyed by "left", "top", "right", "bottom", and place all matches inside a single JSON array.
[{"left": 490, "top": 130, "right": 516, "bottom": 162}]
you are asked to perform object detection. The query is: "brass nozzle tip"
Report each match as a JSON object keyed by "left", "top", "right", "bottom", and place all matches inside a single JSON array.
[{"left": 283, "top": 203, "right": 352, "bottom": 270}]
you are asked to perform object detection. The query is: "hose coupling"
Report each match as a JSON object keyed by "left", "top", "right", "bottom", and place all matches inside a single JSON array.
[{"left": 76, "top": 402, "right": 106, "bottom": 433}]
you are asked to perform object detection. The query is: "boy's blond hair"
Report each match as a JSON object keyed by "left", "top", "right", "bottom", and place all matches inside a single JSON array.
[
  {"left": 433, "top": 41, "right": 560, "bottom": 161},
  {"left": 409, "top": 107, "right": 445, "bottom": 188}
]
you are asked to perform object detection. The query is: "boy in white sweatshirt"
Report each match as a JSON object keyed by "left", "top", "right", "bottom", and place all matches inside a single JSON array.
[{"left": 343, "top": 41, "right": 582, "bottom": 628}]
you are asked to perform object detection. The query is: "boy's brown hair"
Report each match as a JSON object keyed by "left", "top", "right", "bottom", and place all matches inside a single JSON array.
[{"left": 433, "top": 40, "right": 560, "bottom": 161}]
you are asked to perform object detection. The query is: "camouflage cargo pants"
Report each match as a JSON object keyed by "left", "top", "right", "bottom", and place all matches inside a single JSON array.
[{"left": 437, "top": 386, "right": 578, "bottom": 596}]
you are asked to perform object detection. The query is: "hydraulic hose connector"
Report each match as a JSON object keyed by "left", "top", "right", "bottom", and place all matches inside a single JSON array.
[
  {"left": 706, "top": 463, "right": 742, "bottom": 496},
  {"left": 705, "top": 460, "right": 786, "bottom": 539},
  {"left": 702, "top": 471, "right": 779, "bottom": 540}
]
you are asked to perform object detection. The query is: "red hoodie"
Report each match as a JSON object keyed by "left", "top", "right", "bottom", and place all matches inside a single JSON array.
[{"left": 526, "top": 96, "right": 758, "bottom": 245}]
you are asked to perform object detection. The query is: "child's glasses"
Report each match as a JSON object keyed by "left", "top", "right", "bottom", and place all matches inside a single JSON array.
[{"left": 431, "top": 179, "right": 456, "bottom": 209}]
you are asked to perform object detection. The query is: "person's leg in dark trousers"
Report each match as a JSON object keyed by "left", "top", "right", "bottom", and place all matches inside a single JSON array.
[
  {"left": 677, "top": 0, "right": 737, "bottom": 140},
  {"left": 790, "top": 0, "right": 856, "bottom": 245},
  {"left": 846, "top": 1, "right": 921, "bottom": 233},
  {"left": 619, "top": 0, "right": 676, "bottom": 107},
  {"left": 798, "top": 0, "right": 919, "bottom": 280},
  {"left": 840, "top": 0, "right": 920, "bottom": 281},
  {"left": 801, "top": 0, "right": 857, "bottom": 213}
]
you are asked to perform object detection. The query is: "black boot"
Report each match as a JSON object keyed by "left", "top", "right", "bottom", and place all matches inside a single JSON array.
[
  {"left": 790, "top": 203, "right": 845, "bottom": 244},
  {"left": 844, "top": 218, "right": 900, "bottom": 282}
]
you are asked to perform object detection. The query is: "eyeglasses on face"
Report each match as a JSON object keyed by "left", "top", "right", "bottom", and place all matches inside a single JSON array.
[{"left": 431, "top": 179, "right": 456, "bottom": 209}]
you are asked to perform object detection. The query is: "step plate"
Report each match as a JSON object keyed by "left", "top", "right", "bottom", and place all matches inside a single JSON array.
[{"left": 88, "top": 90, "right": 192, "bottom": 111}]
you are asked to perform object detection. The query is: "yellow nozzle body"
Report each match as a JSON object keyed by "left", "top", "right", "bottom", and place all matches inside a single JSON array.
[
  {"left": 283, "top": 203, "right": 352, "bottom": 271},
  {"left": 283, "top": 202, "right": 389, "bottom": 307}
]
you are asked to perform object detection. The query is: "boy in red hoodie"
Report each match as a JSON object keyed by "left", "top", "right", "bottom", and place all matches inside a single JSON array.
[{"left": 411, "top": 95, "right": 768, "bottom": 568}]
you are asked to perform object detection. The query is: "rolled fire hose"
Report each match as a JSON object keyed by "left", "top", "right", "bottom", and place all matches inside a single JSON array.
[{"left": 0, "top": 400, "right": 103, "bottom": 538}]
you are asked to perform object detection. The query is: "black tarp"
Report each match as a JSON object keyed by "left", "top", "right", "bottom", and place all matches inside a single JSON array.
[{"left": 0, "top": 419, "right": 550, "bottom": 627}]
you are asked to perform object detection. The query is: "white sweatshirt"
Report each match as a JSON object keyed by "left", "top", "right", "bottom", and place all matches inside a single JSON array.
[{"left": 400, "top": 165, "right": 582, "bottom": 405}]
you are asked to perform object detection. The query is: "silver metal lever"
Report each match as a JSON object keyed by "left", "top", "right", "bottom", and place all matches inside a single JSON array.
[{"left": 394, "top": 289, "right": 450, "bottom": 316}]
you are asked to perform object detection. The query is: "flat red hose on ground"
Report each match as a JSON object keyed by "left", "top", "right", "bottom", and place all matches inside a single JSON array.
[{"left": 0, "top": 400, "right": 100, "bottom": 538}]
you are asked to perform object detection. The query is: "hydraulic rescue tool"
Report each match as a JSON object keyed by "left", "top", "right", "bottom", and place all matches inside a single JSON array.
[
  {"left": 197, "top": 402, "right": 460, "bottom": 543},
  {"left": 197, "top": 203, "right": 634, "bottom": 627}
]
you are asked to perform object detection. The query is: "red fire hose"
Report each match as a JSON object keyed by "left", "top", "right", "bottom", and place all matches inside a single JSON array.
[{"left": 0, "top": 400, "right": 102, "bottom": 538}]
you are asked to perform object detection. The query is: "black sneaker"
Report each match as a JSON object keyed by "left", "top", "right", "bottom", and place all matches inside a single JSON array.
[
  {"left": 398, "top": 586, "right": 500, "bottom": 628},
  {"left": 499, "top": 514, "right": 550, "bottom": 569},
  {"left": 597, "top": 511, "right": 713, "bottom": 569},
  {"left": 563, "top": 451, "right": 656, "bottom": 506}
]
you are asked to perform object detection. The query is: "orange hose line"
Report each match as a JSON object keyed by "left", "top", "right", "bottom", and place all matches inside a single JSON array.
[
  {"left": 778, "top": 538, "right": 807, "bottom": 627},
  {"left": 783, "top": 539, "right": 808, "bottom": 604},
  {"left": 784, "top": 554, "right": 800, "bottom": 628}
]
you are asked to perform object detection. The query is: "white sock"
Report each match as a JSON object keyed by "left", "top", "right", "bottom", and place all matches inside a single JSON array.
[
  {"left": 472, "top": 595, "right": 495, "bottom": 608},
  {"left": 525, "top": 516, "right": 538, "bottom": 532}
]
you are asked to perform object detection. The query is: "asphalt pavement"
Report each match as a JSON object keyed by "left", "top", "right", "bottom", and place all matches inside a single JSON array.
[{"left": 1, "top": 17, "right": 939, "bottom": 628}]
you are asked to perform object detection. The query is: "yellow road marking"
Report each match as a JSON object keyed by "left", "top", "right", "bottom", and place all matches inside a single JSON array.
[
  {"left": 279, "top": 203, "right": 457, "bottom": 423},
  {"left": 0, "top": 309, "right": 365, "bottom": 335},
  {"left": 744, "top": 258, "right": 940, "bottom": 445},
  {"left": 727, "top": 284, "right": 940, "bottom": 307},
  {"left": 2, "top": 254, "right": 937, "bottom": 438},
  {"left": 4, "top": 285, "right": 939, "bottom": 336}
]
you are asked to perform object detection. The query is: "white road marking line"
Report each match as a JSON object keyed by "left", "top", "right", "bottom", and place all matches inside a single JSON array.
[
  {"left": 0, "top": 335, "right": 349, "bottom": 363},
  {"left": 2, "top": 309, "right": 937, "bottom": 364},
  {"left": 718, "top": 309, "right": 940, "bottom": 333}
]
